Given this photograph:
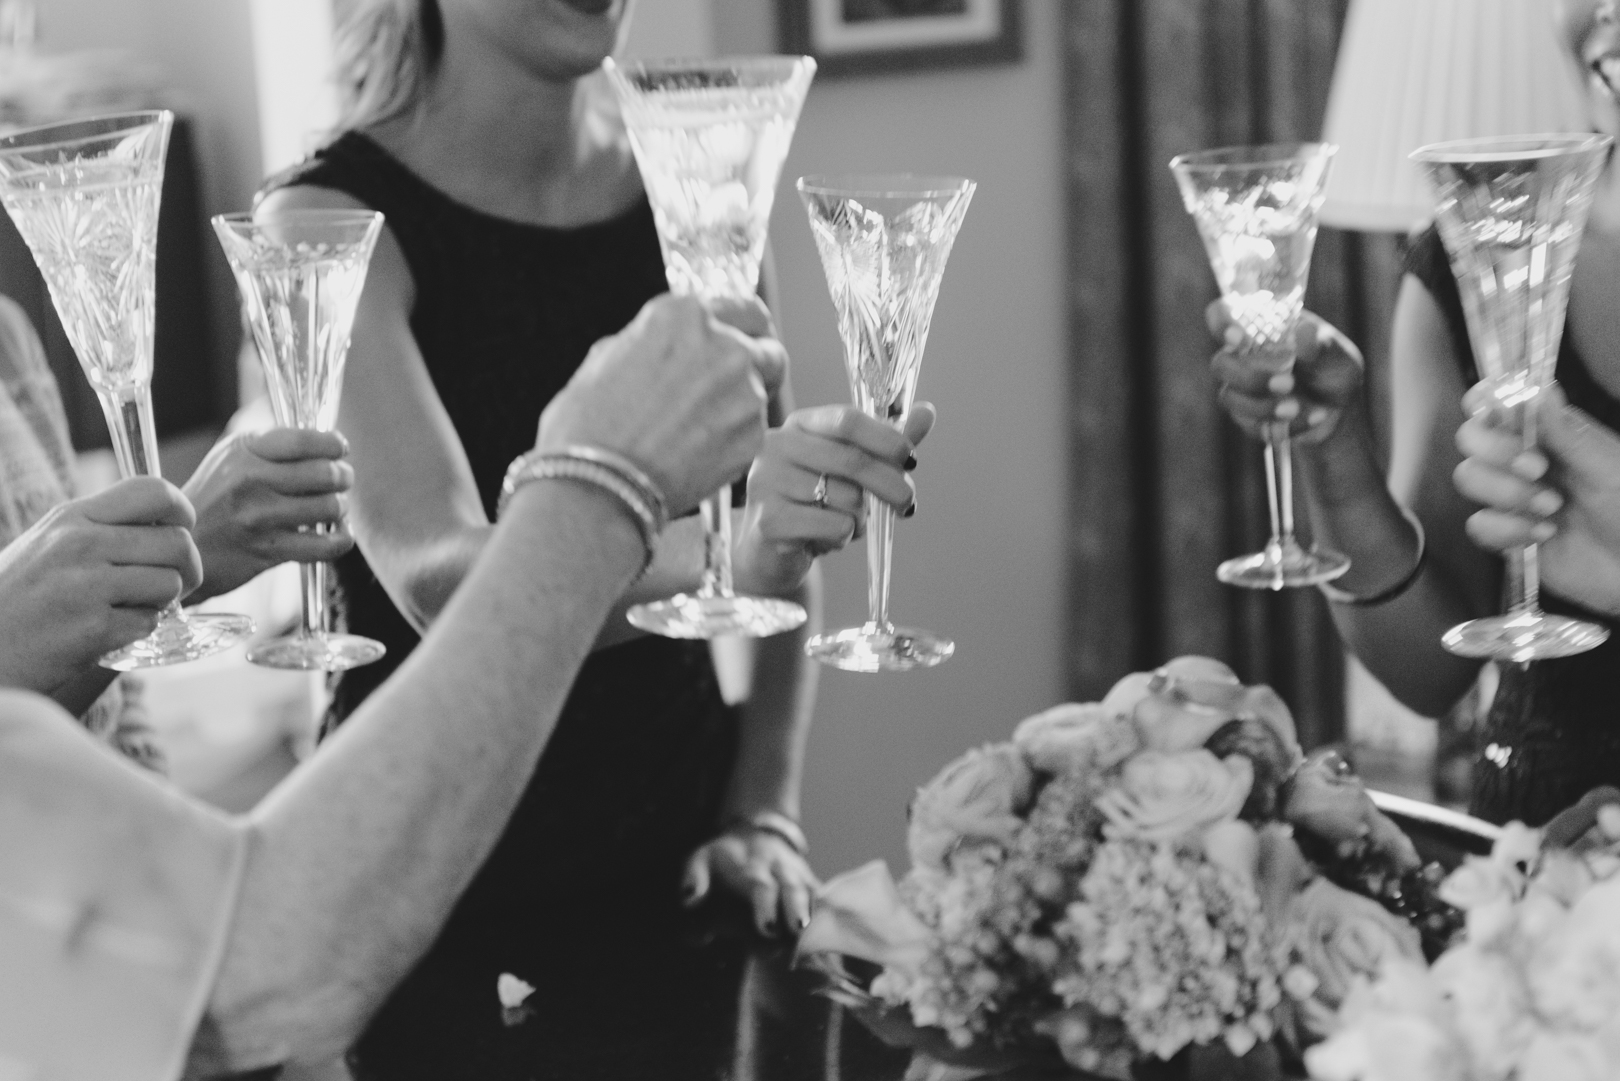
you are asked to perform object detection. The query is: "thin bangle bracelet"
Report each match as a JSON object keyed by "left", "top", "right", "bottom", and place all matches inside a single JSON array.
[
  {"left": 723, "top": 811, "right": 809, "bottom": 858},
  {"left": 1318, "top": 508, "right": 1427, "bottom": 607}
]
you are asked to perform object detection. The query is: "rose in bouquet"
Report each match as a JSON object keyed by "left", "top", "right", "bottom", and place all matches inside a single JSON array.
[
  {"left": 799, "top": 656, "right": 1448, "bottom": 1080},
  {"left": 1307, "top": 794, "right": 1620, "bottom": 1081}
]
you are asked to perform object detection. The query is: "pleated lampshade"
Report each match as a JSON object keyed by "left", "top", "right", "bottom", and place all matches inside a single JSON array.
[{"left": 1320, "top": 0, "right": 1593, "bottom": 231}]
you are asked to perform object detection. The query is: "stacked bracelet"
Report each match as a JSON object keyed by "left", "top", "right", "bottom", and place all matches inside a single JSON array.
[
  {"left": 496, "top": 445, "right": 669, "bottom": 574},
  {"left": 1318, "top": 508, "right": 1428, "bottom": 607},
  {"left": 724, "top": 811, "right": 810, "bottom": 858}
]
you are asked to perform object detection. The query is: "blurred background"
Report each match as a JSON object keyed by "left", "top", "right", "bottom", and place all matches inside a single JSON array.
[{"left": 5, "top": 0, "right": 1574, "bottom": 881}]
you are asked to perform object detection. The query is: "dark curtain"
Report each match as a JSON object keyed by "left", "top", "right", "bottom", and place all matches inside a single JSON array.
[{"left": 1063, "top": 0, "right": 1404, "bottom": 749}]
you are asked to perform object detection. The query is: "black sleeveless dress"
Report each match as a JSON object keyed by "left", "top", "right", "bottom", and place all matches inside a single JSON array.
[
  {"left": 268, "top": 132, "right": 746, "bottom": 1081},
  {"left": 1408, "top": 227, "right": 1620, "bottom": 826}
]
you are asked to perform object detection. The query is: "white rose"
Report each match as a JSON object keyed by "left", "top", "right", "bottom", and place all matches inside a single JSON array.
[
  {"left": 1012, "top": 702, "right": 1140, "bottom": 775},
  {"left": 1094, "top": 749, "right": 1252, "bottom": 842},
  {"left": 1438, "top": 856, "right": 1518, "bottom": 912},
  {"left": 1287, "top": 878, "right": 1423, "bottom": 1010},
  {"left": 1525, "top": 875, "right": 1620, "bottom": 1031},
  {"left": 1305, "top": 1013, "right": 1466, "bottom": 1081},
  {"left": 907, "top": 743, "right": 1034, "bottom": 872},
  {"left": 1430, "top": 947, "right": 1536, "bottom": 1081},
  {"left": 1518, "top": 1030, "right": 1615, "bottom": 1081}
]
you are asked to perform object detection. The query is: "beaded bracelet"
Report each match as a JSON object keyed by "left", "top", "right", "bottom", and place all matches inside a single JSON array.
[
  {"left": 496, "top": 447, "right": 669, "bottom": 575},
  {"left": 1318, "top": 508, "right": 1428, "bottom": 607}
]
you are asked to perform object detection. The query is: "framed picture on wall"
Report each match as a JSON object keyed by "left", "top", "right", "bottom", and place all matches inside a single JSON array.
[{"left": 777, "top": 0, "right": 1022, "bottom": 77}]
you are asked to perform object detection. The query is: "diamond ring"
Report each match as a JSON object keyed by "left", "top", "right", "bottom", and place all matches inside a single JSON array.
[{"left": 811, "top": 473, "right": 830, "bottom": 509}]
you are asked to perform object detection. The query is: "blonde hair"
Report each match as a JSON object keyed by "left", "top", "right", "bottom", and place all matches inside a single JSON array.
[{"left": 330, "top": 0, "right": 444, "bottom": 132}]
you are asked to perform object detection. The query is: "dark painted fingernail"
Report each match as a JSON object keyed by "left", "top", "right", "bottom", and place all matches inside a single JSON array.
[
  {"left": 902, "top": 500, "right": 917, "bottom": 519},
  {"left": 903, "top": 454, "right": 918, "bottom": 471}
]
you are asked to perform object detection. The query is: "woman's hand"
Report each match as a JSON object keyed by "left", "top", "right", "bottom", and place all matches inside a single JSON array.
[
  {"left": 734, "top": 403, "right": 936, "bottom": 596},
  {"left": 0, "top": 478, "right": 201, "bottom": 694},
  {"left": 683, "top": 825, "right": 819, "bottom": 937},
  {"left": 1207, "top": 301, "right": 1366, "bottom": 445},
  {"left": 1454, "top": 382, "right": 1620, "bottom": 617},
  {"left": 184, "top": 429, "right": 355, "bottom": 601}
]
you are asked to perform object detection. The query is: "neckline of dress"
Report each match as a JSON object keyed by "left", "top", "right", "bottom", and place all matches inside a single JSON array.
[{"left": 336, "top": 130, "right": 651, "bottom": 238}]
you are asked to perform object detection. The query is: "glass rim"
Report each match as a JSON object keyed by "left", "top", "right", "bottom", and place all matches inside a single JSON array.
[
  {"left": 797, "top": 173, "right": 975, "bottom": 198},
  {"left": 1168, "top": 141, "right": 1337, "bottom": 173},
  {"left": 212, "top": 209, "right": 384, "bottom": 229},
  {"left": 603, "top": 54, "right": 814, "bottom": 78},
  {"left": 0, "top": 109, "right": 172, "bottom": 156},
  {"left": 1409, "top": 132, "right": 1613, "bottom": 164}
]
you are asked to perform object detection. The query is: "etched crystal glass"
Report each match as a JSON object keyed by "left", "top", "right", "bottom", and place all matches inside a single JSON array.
[
  {"left": 602, "top": 54, "right": 813, "bottom": 640},
  {"left": 214, "top": 210, "right": 386, "bottom": 671},
  {"left": 1170, "top": 142, "right": 1348, "bottom": 591},
  {"left": 1413, "top": 134, "right": 1612, "bottom": 662},
  {"left": 0, "top": 111, "right": 252, "bottom": 668},
  {"left": 797, "top": 174, "right": 973, "bottom": 672}
]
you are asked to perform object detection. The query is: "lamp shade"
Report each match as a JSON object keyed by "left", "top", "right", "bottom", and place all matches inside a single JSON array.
[{"left": 1320, "top": 0, "right": 1592, "bottom": 231}]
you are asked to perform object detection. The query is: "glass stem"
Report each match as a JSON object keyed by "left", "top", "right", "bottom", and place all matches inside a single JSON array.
[
  {"left": 866, "top": 494, "right": 895, "bottom": 631},
  {"left": 1512, "top": 396, "right": 1541, "bottom": 616},
  {"left": 1262, "top": 420, "right": 1297, "bottom": 555},
  {"left": 696, "top": 485, "right": 735, "bottom": 599},
  {"left": 97, "top": 385, "right": 187, "bottom": 625},
  {"left": 300, "top": 526, "right": 330, "bottom": 639}
]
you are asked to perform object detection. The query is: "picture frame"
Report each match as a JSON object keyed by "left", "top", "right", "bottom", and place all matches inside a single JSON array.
[{"left": 777, "top": 0, "right": 1022, "bottom": 78}]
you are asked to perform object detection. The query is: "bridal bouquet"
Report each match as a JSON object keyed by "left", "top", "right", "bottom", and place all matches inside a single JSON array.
[
  {"left": 1307, "top": 791, "right": 1620, "bottom": 1081},
  {"left": 798, "top": 657, "right": 1457, "bottom": 1080}
]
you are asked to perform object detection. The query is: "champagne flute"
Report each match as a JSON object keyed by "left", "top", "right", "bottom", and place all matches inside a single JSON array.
[
  {"left": 0, "top": 111, "right": 253, "bottom": 669},
  {"left": 602, "top": 54, "right": 813, "bottom": 640},
  {"left": 213, "top": 209, "right": 386, "bottom": 671},
  {"left": 1169, "top": 142, "right": 1348, "bottom": 591},
  {"left": 797, "top": 174, "right": 974, "bottom": 672},
  {"left": 1412, "top": 134, "right": 1612, "bottom": 662}
]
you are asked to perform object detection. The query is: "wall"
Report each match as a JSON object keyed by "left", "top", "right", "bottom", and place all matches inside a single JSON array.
[{"left": 719, "top": 1, "right": 1069, "bottom": 875}]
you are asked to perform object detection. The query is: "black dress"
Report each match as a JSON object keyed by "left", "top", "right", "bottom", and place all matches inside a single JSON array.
[
  {"left": 1408, "top": 227, "right": 1620, "bottom": 827},
  {"left": 268, "top": 132, "right": 746, "bottom": 1081}
]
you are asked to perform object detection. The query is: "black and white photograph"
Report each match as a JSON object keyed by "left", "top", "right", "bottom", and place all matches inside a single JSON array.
[{"left": 777, "top": 0, "right": 1021, "bottom": 76}]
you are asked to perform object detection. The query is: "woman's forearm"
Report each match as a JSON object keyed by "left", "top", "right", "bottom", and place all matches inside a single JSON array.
[
  {"left": 1298, "top": 414, "right": 1485, "bottom": 716},
  {"left": 722, "top": 565, "right": 821, "bottom": 822},
  {"left": 192, "top": 482, "right": 644, "bottom": 1072}
]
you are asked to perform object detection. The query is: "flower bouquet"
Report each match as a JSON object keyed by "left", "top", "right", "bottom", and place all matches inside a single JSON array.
[
  {"left": 1307, "top": 787, "right": 1620, "bottom": 1081},
  {"left": 797, "top": 656, "right": 1464, "bottom": 1081}
]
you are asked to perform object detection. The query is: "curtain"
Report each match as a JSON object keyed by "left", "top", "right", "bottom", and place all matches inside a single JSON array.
[{"left": 1063, "top": 0, "right": 1404, "bottom": 749}]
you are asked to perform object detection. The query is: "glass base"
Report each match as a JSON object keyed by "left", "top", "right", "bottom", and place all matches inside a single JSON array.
[
  {"left": 101, "top": 611, "right": 255, "bottom": 671},
  {"left": 626, "top": 593, "right": 808, "bottom": 639},
  {"left": 806, "top": 623, "right": 955, "bottom": 673},
  {"left": 1217, "top": 541, "right": 1351, "bottom": 591},
  {"left": 1441, "top": 611, "right": 1610, "bottom": 662},
  {"left": 248, "top": 632, "right": 387, "bottom": 672}
]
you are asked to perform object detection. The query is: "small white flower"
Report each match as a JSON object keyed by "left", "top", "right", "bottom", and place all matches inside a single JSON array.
[{"left": 497, "top": 972, "right": 536, "bottom": 1009}]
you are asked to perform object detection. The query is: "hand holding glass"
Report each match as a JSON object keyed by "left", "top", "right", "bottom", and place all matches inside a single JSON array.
[
  {"left": 213, "top": 210, "right": 386, "bottom": 671},
  {"left": 1170, "top": 142, "right": 1348, "bottom": 591},
  {"left": 797, "top": 174, "right": 973, "bottom": 672},
  {"left": 1413, "top": 134, "right": 1612, "bottom": 662},
  {"left": 602, "top": 55, "right": 813, "bottom": 640},
  {"left": 0, "top": 111, "right": 252, "bottom": 668}
]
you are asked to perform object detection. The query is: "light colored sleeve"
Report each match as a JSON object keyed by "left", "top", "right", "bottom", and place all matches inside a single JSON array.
[{"left": 0, "top": 689, "right": 247, "bottom": 1081}]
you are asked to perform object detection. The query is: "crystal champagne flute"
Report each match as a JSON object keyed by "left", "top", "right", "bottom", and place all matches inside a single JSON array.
[
  {"left": 602, "top": 54, "right": 813, "bottom": 640},
  {"left": 797, "top": 174, "right": 974, "bottom": 672},
  {"left": 1412, "top": 134, "right": 1612, "bottom": 662},
  {"left": 1169, "top": 142, "right": 1349, "bottom": 591},
  {"left": 213, "top": 210, "right": 386, "bottom": 671},
  {"left": 0, "top": 111, "right": 253, "bottom": 669}
]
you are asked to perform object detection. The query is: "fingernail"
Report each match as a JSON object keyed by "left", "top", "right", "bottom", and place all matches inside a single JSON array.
[
  {"left": 903, "top": 500, "right": 917, "bottom": 519},
  {"left": 1307, "top": 407, "right": 1329, "bottom": 427},
  {"left": 903, "top": 453, "right": 918, "bottom": 471},
  {"left": 1512, "top": 453, "right": 1548, "bottom": 481},
  {"left": 1268, "top": 373, "right": 1295, "bottom": 395},
  {"left": 1531, "top": 490, "right": 1563, "bottom": 516},
  {"left": 1533, "top": 521, "right": 1557, "bottom": 542},
  {"left": 1224, "top": 325, "right": 1244, "bottom": 347},
  {"left": 1275, "top": 398, "right": 1301, "bottom": 421}
]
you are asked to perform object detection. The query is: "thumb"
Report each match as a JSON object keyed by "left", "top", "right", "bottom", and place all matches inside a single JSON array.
[
  {"left": 682, "top": 846, "right": 712, "bottom": 907},
  {"left": 903, "top": 401, "right": 937, "bottom": 448}
]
